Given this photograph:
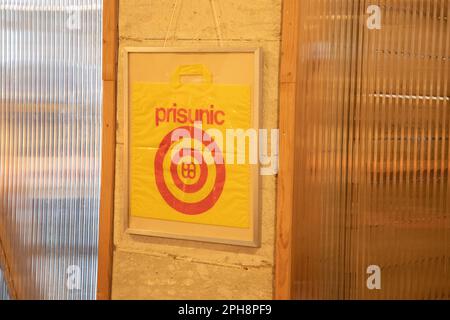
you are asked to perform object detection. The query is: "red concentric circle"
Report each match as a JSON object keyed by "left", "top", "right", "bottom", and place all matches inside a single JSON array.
[
  {"left": 170, "top": 148, "right": 208, "bottom": 194},
  {"left": 154, "top": 126, "right": 225, "bottom": 215}
]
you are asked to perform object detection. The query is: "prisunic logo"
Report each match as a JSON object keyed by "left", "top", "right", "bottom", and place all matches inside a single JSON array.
[
  {"left": 170, "top": 122, "right": 279, "bottom": 176},
  {"left": 155, "top": 126, "right": 226, "bottom": 215},
  {"left": 182, "top": 163, "right": 197, "bottom": 179}
]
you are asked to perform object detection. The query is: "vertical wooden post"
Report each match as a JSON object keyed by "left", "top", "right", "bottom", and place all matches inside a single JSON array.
[
  {"left": 274, "top": 0, "right": 300, "bottom": 300},
  {"left": 97, "top": 0, "right": 118, "bottom": 301}
]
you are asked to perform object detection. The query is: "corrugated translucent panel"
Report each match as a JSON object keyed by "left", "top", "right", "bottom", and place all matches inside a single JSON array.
[
  {"left": 0, "top": 0, "right": 103, "bottom": 300},
  {"left": 292, "top": 0, "right": 449, "bottom": 299},
  {"left": 0, "top": 268, "right": 9, "bottom": 300}
]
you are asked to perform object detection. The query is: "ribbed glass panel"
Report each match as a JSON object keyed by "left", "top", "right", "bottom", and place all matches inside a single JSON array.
[
  {"left": 0, "top": 0, "right": 103, "bottom": 300},
  {"left": 293, "top": 0, "right": 449, "bottom": 299},
  {"left": 0, "top": 269, "right": 9, "bottom": 299}
]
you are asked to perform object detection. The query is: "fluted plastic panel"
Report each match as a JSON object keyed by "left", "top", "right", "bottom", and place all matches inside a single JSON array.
[
  {"left": 293, "top": 0, "right": 449, "bottom": 299},
  {"left": 0, "top": 269, "right": 9, "bottom": 299},
  {"left": 0, "top": 0, "right": 103, "bottom": 300}
]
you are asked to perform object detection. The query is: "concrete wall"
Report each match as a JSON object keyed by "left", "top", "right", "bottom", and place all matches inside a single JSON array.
[{"left": 112, "top": 0, "right": 282, "bottom": 300}]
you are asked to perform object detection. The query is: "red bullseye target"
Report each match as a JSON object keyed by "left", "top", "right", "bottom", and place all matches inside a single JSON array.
[
  {"left": 154, "top": 126, "right": 225, "bottom": 215},
  {"left": 170, "top": 148, "right": 208, "bottom": 194}
]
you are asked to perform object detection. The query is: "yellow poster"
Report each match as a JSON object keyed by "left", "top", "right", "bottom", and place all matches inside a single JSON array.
[{"left": 130, "top": 65, "right": 252, "bottom": 228}]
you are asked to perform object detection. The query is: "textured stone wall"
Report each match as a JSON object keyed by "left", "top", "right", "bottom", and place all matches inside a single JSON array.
[{"left": 112, "top": 0, "right": 282, "bottom": 300}]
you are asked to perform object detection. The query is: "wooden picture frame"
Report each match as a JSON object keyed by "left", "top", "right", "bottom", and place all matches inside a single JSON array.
[{"left": 123, "top": 48, "right": 263, "bottom": 247}]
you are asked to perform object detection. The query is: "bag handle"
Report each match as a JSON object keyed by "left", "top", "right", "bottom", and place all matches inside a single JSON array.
[{"left": 170, "top": 64, "right": 213, "bottom": 85}]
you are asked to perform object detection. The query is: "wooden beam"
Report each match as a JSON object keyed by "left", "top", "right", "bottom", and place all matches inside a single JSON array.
[
  {"left": 102, "top": 0, "right": 118, "bottom": 81},
  {"left": 274, "top": 0, "right": 300, "bottom": 300},
  {"left": 97, "top": 0, "right": 118, "bottom": 300}
]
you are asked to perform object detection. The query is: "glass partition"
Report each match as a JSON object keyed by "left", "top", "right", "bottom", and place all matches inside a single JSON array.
[
  {"left": 0, "top": 0, "right": 103, "bottom": 300},
  {"left": 292, "top": 0, "right": 449, "bottom": 299},
  {"left": 0, "top": 268, "right": 9, "bottom": 300}
]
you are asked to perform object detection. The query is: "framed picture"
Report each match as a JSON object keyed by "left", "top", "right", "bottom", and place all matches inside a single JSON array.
[{"left": 123, "top": 47, "right": 263, "bottom": 247}]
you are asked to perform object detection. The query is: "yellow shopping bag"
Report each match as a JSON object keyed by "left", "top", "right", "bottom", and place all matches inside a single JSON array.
[{"left": 130, "top": 64, "right": 253, "bottom": 228}]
